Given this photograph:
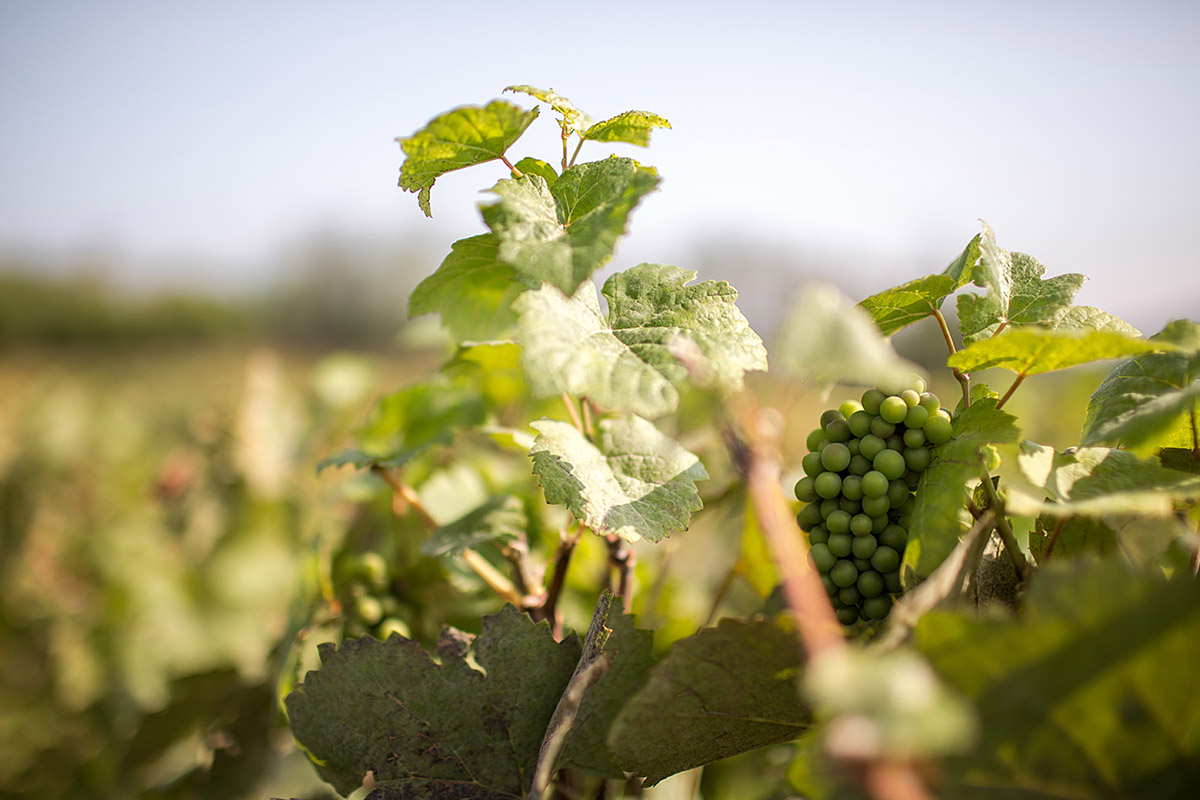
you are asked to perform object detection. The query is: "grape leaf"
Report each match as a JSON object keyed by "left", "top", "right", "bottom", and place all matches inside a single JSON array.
[
  {"left": 916, "top": 559, "right": 1200, "bottom": 798},
  {"left": 419, "top": 495, "right": 526, "bottom": 557},
  {"left": 942, "top": 232, "right": 983, "bottom": 289},
  {"left": 583, "top": 111, "right": 672, "bottom": 147},
  {"left": 602, "top": 263, "right": 768, "bottom": 397},
  {"left": 607, "top": 617, "right": 811, "bottom": 786},
  {"left": 1049, "top": 304, "right": 1140, "bottom": 335},
  {"left": 903, "top": 396, "right": 1020, "bottom": 582},
  {"left": 1028, "top": 515, "right": 1118, "bottom": 564},
  {"left": 774, "top": 282, "right": 923, "bottom": 389},
  {"left": 1081, "top": 319, "right": 1200, "bottom": 455},
  {"left": 958, "top": 252, "right": 1085, "bottom": 344},
  {"left": 481, "top": 156, "right": 661, "bottom": 296},
  {"left": 512, "top": 157, "right": 558, "bottom": 187},
  {"left": 514, "top": 282, "right": 679, "bottom": 418},
  {"left": 504, "top": 85, "right": 593, "bottom": 135},
  {"left": 953, "top": 221, "right": 1013, "bottom": 345},
  {"left": 397, "top": 100, "right": 539, "bottom": 217},
  {"left": 444, "top": 341, "right": 530, "bottom": 412},
  {"left": 1007, "top": 441, "right": 1200, "bottom": 516},
  {"left": 948, "top": 327, "right": 1163, "bottom": 377},
  {"left": 408, "top": 234, "right": 522, "bottom": 341},
  {"left": 528, "top": 416, "right": 707, "bottom": 543},
  {"left": 285, "top": 606, "right": 580, "bottom": 799},
  {"left": 858, "top": 273, "right": 958, "bottom": 337},
  {"left": 357, "top": 376, "right": 487, "bottom": 456}
]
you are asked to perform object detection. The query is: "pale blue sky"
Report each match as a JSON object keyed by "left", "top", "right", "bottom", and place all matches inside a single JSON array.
[{"left": 2, "top": 1, "right": 1197, "bottom": 330}]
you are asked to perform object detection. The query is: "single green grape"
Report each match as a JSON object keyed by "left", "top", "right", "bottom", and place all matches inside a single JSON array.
[
  {"left": 830, "top": 559, "right": 859, "bottom": 588},
  {"left": 838, "top": 496, "right": 862, "bottom": 515},
  {"left": 838, "top": 586, "right": 861, "bottom": 606},
  {"left": 856, "top": 570, "right": 885, "bottom": 598},
  {"left": 851, "top": 535, "right": 878, "bottom": 559},
  {"left": 887, "top": 479, "right": 911, "bottom": 509},
  {"left": 814, "top": 471, "right": 842, "bottom": 499},
  {"left": 858, "top": 434, "right": 886, "bottom": 461},
  {"left": 850, "top": 513, "right": 874, "bottom": 537},
  {"left": 870, "top": 545, "right": 901, "bottom": 573},
  {"left": 836, "top": 606, "right": 860, "bottom": 625},
  {"left": 924, "top": 414, "right": 953, "bottom": 444},
  {"left": 825, "top": 418, "right": 852, "bottom": 443},
  {"left": 861, "top": 494, "right": 890, "bottom": 518},
  {"left": 861, "top": 388, "right": 885, "bottom": 415},
  {"left": 808, "top": 525, "right": 830, "bottom": 544},
  {"left": 795, "top": 476, "right": 818, "bottom": 503},
  {"left": 801, "top": 451, "right": 824, "bottom": 477},
  {"left": 878, "top": 524, "right": 908, "bottom": 550},
  {"left": 806, "top": 427, "right": 828, "bottom": 452},
  {"left": 902, "top": 427, "right": 926, "bottom": 448},
  {"left": 918, "top": 391, "right": 941, "bottom": 415},
  {"left": 904, "top": 446, "right": 932, "bottom": 472},
  {"left": 841, "top": 474, "right": 864, "bottom": 501},
  {"left": 885, "top": 433, "right": 905, "bottom": 452},
  {"left": 861, "top": 470, "right": 889, "bottom": 498},
  {"left": 861, "top": 595, "right": 893, "bottom": 620},
  {"left": 826, "top": 509, "right": 852, "bottom": 535},
  {"left": 869, "top": 415, "right": 897, "bottom": 439},
  {"left": 848, "top": 410, "right": 874, "bottom": 438},
  {"left": 904, "top": 403, "right": 930, "bottom": 429},
  {"left": 820, "top": 408, "right": 845, "bottom": 427},
  {"left": 873, "top": 449, "right": 907, "bottom": 480},
  {"left": 820, "top": 498, "right": 841, "bottom": 518},
  {"left": 797, "top": 502, "right": 823, "bottom": 531},
  {"left": 820, "top": 442, "right": 852, "bottom": 472},
  {"left": 879, "top": 395, "right": 909, "bottom": 424},
  {"left": 839, "top": 400, "right": 863, "bottom": 419},
  {"left": 827, "top": 532, "right": 854, "bottom": 558},
  {"left": 809, "top": 543, "right": 837, "bottom": 573}
]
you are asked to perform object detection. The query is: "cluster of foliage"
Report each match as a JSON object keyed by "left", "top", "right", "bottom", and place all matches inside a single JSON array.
[{"left": 279, "top": 86, "right": 1200, "bottom": 800}]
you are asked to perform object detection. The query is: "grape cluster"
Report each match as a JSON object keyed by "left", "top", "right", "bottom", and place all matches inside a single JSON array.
[
  {"left": 794, "top": 376, "right": 951, "bottom": 626},
  {"left": 336, "top": 551, "right": 411, "bottom": 640}
]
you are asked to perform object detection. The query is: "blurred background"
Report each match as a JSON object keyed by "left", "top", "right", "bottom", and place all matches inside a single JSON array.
[{"left": 1, "top": 1, "right": 1197, "bottom": 798}]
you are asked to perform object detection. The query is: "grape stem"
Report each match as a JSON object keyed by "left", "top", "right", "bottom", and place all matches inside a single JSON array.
[
  {"left": 996, "top": 373, "right": 1026, "bottom": 410},
  {"left": 606, "top": 534, "right": 636, "bottom": 614},
  {"left": 979, "top": 467, "right": 1030, "bottom": 579},
  {"left": 500, "top": 154, "right": 523, "bottom": 177},
  {"left": 1042, "top": 517, "right": 1067, "bottom": 561},
  {"left": 933, "top": 309, "right": 971, "bottom": 409},
  {"left": 535, "top": 528, "right": 579, "bottom": 635}
]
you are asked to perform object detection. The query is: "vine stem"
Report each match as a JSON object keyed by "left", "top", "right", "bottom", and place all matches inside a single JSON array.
[
  {"left": 534, "top": 527, "right": 579, "bottom": 634},
  {"left": 979, "top": 467, "right": 1029, "bottom": 578},
  {"left": 933, "top": 309, "right": 970, "bottom": 409},
  {"left": 996, "top": 373, "right": 1026, "bottom": 410},
  {"left": 500, "top": 154, "right": 523, "bottom": 177},
  {"left": 562, "top": 393, "right": 585, "bottom": 435},
  {"left": 567, "top": 136, "right": 585, "bottom": 169}
]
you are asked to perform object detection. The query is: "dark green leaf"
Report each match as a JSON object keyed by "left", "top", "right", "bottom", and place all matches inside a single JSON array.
[
  {"left": 903, "top": 397, "right": 1020, "bottom": 582},
  {"left": 481, "top": 156, "right": 660, "bottom": 296},
  {"left": 529, "top": 415, "right": 708, "bottom": 543},
  {"left": 397, "top": 100, "right": 539, "bottom": 217},
  {"left": 583, "top": 111, "right": 672, "bottom": 147},
  {"left": 1082, "top": 319, "right": 1200, "bottom": 454},
  {"left": 408, "top": 234, "right": 522, "bottom": 341},
  {"left": 608, "top": 617, "right": 811, "bottom": 786},
  {"left": 916, "top": 559, "right": 1200, "bottom": 798},
  {"left": 1028, "top": 515, "right": 1118, "bottom": 564},
  {"left": 948, "top": 327, "right": 1162, "bottom": 377},
  {"left": 419, "top": 495, "right": 526, "bottom": 557},
  {"left": 858, "top": 273, "right": 958, "bottom": 337},
  {"left": 285, "top": 606, "right": 580, "bottom": 799}
]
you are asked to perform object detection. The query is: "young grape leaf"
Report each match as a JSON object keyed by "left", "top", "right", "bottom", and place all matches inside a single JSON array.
[
  {"left": 1049, "top": 304, "right": 1140, "bottom": 335},
  {"left": 528, "top": 416, "right": 708, "bottom": 543},
  {"left": 902, "top": 397, "right": 1020, "bottom": 582},
  {"left": 481, "top": 156, "right": 661, "bottom": 296},
  {"left": 503, "top": 85, "right": 594, "bottom": 135},
  {"left": 512, "top": 156, "right": 559, "bottom": 187},
  {"left": 407, "top": 234, "right": 522, "bottom": 341},
  {"left": 419, "top": 495, "right": 527, "bottom": 557},
  {"left": 285, "top": 606, "right": 581, "bottom": 799},
  {"left": 953, "top": 221, "right": 1013, "bottom": 344},
  {"left": 774, "top": 282, "right": 923, "bottom": 389},
  {"left": 514, "top": 282, "right": 679, "bottom": 418},
  {"left": 916, "top": 559, "right": 1200, "bottom": 798},
  {"left": 958, "top": 252, "right": 1085, "bottom": 343},
  {"left": 582, "top": 111, "right": 672, "bottom": 147},
  {"left": 1081, "top": 319, "right": 1200, "bottom": 455},
  {"left": 1007, "top": 441, "right": 1200, "bottom": 517},
  {"left": 948, "top": 327, "right": 1163, "bottom": 377},
  {"left": 607, "top": 617, "right": 811, "bottom": 786},
  {"left": 397, "top": 99, "right": 539, "bottom": 217},
  {"left": 602, "top": 263, "right": 768, "bottom": 396},
  {"left": 942, "top": 232, "right": 983, "bottom": 289},
  {"left": 858, "top": 273, "right": 958, "bottom": 337},
  {"left": 1028, "top": 515, "right": 1118, "bottom": 564},
  {"left": 357, "top": 376, "right": 487, "bottom": 457}
]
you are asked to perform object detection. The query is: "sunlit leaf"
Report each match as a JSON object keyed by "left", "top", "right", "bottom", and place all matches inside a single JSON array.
[
  {"left": 948, "top": 327, "right": 1162, "bottom": 377},
  {"left": 419, "top": 495, "right": 526, "bottom": 557},
  {"left": 1028, "top": 515, "right": 1118, "bottom": 564},
  {"left": 958, "top": 251, "right": 1084, "bottom": 343},
  {"left": 407, "top": 234, "right": 522, "bottom": 341},
  {"left": 504, "top": 85, "right": 594, "bottom": 135},
  {"left": 583, "top": 111, "right": 672, "bottom": 147},
  {"left": 858, "top": 273, "right": 958, "bottom": 337}
]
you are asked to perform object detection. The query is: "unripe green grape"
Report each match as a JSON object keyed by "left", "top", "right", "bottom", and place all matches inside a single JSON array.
[
  {"left": 806, "top": 427, "right": 828, "bottom": 452},
  {"left": 794, "top": 476, "right": 818, "bottom": 503},
  {"left": 880, "top": 395, "right": 909, "bottom": 424},
  {"left": 853, "top": 557, "right": 872, "bottom": 572},
  {"left": 869, "top": 416, "right": 896, "bottom": 438},
  {"left": 836, "top": 606, "right": 860, "bottom": 625},
  {"left": 797, "top": 502, "right": 823, "bottom": 531},
  {"left": 846, "top": 437, "right": 861, "bottom": 456},
  {"left": 883, "top": 570, "right": 903, "bottom": 594},
  {"left": 850, "top": 513, "right": 874, "bottom": 537},
  {"left": 871, "top": 513, "right": 889, "bottom": 534},
  {"left": 814, "top": 471, "right": 842, "bottom": 499},
  {"left": 909, "top": 375, "right": 927, "bottom": 394},
  {"left": 841, "top": 474, "right": 864, "bottom": 501},
  {"left": 820, "top": 442, "right": 852, "bottom": 472},
  {"left": 801, "top": 451, "right": 824, "bottom": 477},
  {"left": 830, "top": 560, "right": 859, "bottom": 587},
  {"left": 822, "top": 574, "right": 839, "bottom": 596},
  {"left": 825, "top": 418, "right": 852, "bottom": 443},
  {"left": 355, "top": 595, "right": 384, "bottom": 626},
  {"left": 900, "top": 388, "right": 921, "bottom": 407},
  {"left": 838, "top": 497, "right": 862, "bottom": 515},
  {"left": 838, "top": 586, "right": 861, "bottom": 606},
  {"left": 820, "top": 408, "right": 845, "bottom": 427},
  {"left": 885, "top": 433, "right": 905, "bottom": 452},
  {"left": 879, "top": 524, "right": 908, "bottom": 550},
  {"left": 848, "top": 454, "right": 872, "bottom": 476},
  {"left": 919, "top": 390, "right": 940, "bottom": 413},
  {"left": 861, "top": 388, "right": 885, "bottom": 415},
  {"left": 861, "top": 470, "right": 889, "bottom": 498},
  {"left": 826, "top": 509, "right": 852, "bottom": 535},
  {"left": 859, "top": 434, "right": 885, "bottom": 461},
  {"left": 887, "top": 479, "right": 911, "bottom": 509},
  {"left": 924, "top": 414, "right": 953, "bottom": 444},
  {"left": 856, "top": 569, "right": 885, "bottom": 598},
  {"left": 851, "top": 535, "right": 877, "bottom": 559},
  {"left": 876, "top": 375, "right": 905, "bottom": 397},
  {"left": 904, "top": 446, "right": 932, "bottom": 472},
  {"left": 903, "top": 427, "right": 927, "bottom": 448},
  {"left": 862, "top": 494, "right": 891, "bottom": 518},
  {"left": 827, "top": 532, "right": 853, "bottom": 558},
  {"left": 839, "top": 400, "right": 863, "bottom": 419},
  {"left": 809, "top": 543, "right": 837, "bottom": 573},
  {"left": 820, "top": 498, "right": 841, "bottom": 518},
  {"left": 904, "top": 403, "right": 930, "bottom": 429},
  {"left": 861, "top": 595, "right": 892, "bottom": 620},
  {"left": 376, "top": 617, "right": 410, "bottom": 640},
  {"left": 358, "top": 552, "right": 390, "bottom": 591},
  {"left": 808, "top": 525, "right": 830, "bottom": 545},
  {"left": 870, "top": 545, "right": 901, "bottom": 573},
  {"left": 873, "top": 449, "right": 907, "bottom": 480},
  {"left": 848, "top": 410, "right": 874, "bottom": 438}
]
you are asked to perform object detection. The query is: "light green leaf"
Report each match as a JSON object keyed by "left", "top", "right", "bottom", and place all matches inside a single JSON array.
[
  {"left": 608, "top": 617, "right": 810, "bottom": 786},
  {"left": 1028, "top": 515, "right": 1118, "bottom": 564},
  {"left": 514, "top": 282, "right": 678, "bottom": 418},
  {"left": 858, "top": 273, "right": 958, "bottom": 337},
  {"left": 1049, "top": 304, "right": 1140, "bottom": 335},
  {"left": 285, "top": 606, "right": 581, "bottom": 799},
  {"left": 1007, "top": 441, "right": 1200, "bottom": 517},
  {"left": 916, "top": 559, "right": 1200, "bottom": 798},
  {"left": 481, "top": 156, "right": 661, "bottom": 296},
  {"left": 504, "top": 85, "right": 594, "bottom": 135},
  {"left": 602, "top": 263, "right": 768, "bottom": 396},
  {"left": 397, "top": 99, "right": 539, "bottom": 217},
  {"left": 315, "top": 448, "right": 417, "bottom": 475},
  {"left": 959, "top": 251, "right": 1085, "bottom": 343},
  {"left": 408, "top": 234, "right": 522, "bottom": 341},
  {"left": 529, "top": 416, "right": 707, "bottom": 543},
  {"left": 583, "top": 111, "right": 672, "bottom": 147},
  {"left": 942, "top": 232, "right": 982, "bottom": 289},
  {"left": 419, "top": 495, "right": 526, "bottom": 557},
  {"left": 973, "top": 221, "right": 1013, "bottom": 313},
  {"left": 948, "top": 327, "right": 1163, "bottom": 377},
  {"left": 512, "top": 156, "right": 558, "bottom": 187},
  {"left": 774, "top": 282, "right": 923, "bottom": 389},
  {"left": 444, "top": 341, "right": 530, "bottom": 411},
  {"left": 1082, "top": 319, "right": 1200, "bottom": 454},
  {"left": 903, "top": 397, "right": 1020, "bottom": 582}
]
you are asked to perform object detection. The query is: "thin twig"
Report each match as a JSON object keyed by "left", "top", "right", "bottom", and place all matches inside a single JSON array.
[
  {"left": 567, "top": 137, "right": 585, "bottom": 169},
  {"left": 537, "top": 529, "right": 580, "bottom": 633},
  {"left": 606, "top": 535, "right": 635, "bottom": 615},
  {"left": 501, "top": 155, "right": 524, "bottom": 177},
  {"left": 562, "top": 393, "right": 585, "bottom": 434},
  {"left": 703, "top": 565, "right": 739, "bottom": 627},
  {"left": 979, "top": 468, "right": 1029, "bottom": 578},
  {"left": 996, "top": 373, "right": 1026, "bottom": 410},
  {"left": 933, "top": 309, "right": 970, "bottom": 409},
  {"left": 1041, "top": 517, "right": 1067, "bottom": 562}
]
